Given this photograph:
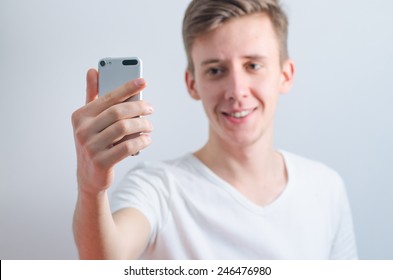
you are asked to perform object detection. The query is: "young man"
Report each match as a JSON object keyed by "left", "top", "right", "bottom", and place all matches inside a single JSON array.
[{"left": 72, "top": 0, "right": 357, "bottom": 259}]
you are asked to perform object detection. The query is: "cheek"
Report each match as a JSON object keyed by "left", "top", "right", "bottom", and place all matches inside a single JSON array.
[
  {"left": 252, "top": 82, "right": 281, "bottom": 112},
  {"left": 201, "top": 95, "right": 219, "bottom": 115},
  {"left": 255, "top": 73, "right": 281, "bottom": 98},
  {"left": 252, "top": 81, "right": 271, "bottom": 100},
  {"left": 198, "top": 81, "right": 222, "bottom": 104}
]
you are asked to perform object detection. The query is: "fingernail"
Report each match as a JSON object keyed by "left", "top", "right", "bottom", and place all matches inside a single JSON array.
[
  {"left": 147, "top": 106, "right": 154, "bottom": 114},
  {"left": 135, "top": 78, "right": 145, "bottom": 87},
  {"left": 144, "top": 133, "right": 152, "bottom": 143}
]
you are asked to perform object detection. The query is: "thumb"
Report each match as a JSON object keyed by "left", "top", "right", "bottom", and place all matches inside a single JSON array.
[{"left": 86, "top": 68, "right": 99, "bottom": 104}]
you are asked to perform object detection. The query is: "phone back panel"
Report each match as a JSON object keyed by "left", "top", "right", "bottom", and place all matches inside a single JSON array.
[{"left": 98, "top": 57, "right": 142, "bottom": 101}]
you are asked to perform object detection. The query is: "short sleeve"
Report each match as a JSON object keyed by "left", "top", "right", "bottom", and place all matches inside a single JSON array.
[{"left": 109, "top": 162, "right": 171, "bottom": 244}]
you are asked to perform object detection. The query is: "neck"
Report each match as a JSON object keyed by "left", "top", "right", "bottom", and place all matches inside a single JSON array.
[
  {"left": 195, "top": 125, "right": 277, "bottom": 176},
  {"left": 194, "top": 126, "right": 287, "bottom": 206}
]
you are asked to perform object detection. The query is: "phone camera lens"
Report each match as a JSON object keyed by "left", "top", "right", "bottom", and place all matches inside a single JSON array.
[{"left": 100, "top": 60, "right": 106, "bottom": 67}]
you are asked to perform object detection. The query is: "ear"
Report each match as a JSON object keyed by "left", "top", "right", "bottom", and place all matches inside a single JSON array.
[
  {"left": 279, "top": 59, "right": 295, "bottom": 94},
  {"left": 185, "top": 70, "right": 201, "bottom": 100}
]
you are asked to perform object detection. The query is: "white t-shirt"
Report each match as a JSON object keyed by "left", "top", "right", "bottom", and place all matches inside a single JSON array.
[{"left": 110, "top": 150, "right": 357, "bottom": 259}]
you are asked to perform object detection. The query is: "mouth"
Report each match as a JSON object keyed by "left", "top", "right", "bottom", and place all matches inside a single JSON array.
[{"left": 222, "top": 107, "right": 257, "bottom": 119}]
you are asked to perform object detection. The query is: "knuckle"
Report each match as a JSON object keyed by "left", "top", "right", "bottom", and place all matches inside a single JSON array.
[
  {"left": 122, "top": 141, "right": 138, "bottom": 156},
  {"left": 122, "top": 135, "right": 151, "bottom": 156},
  {"left": 108, "top": 106, "right": 123, "bottom": 120},
  {"left": 71, "top": 109, "right": 82, "bottom": 127},
  {"left": 134, "top": 118, "right": 146, "bottom": 132},
  {"left": 114, "top": 120, "right": 129, "bottom": 135},
  {"left": 74, "top": 125, "right": 88, "bottom": 145},
  {"left": 125, "top": 100, "right": 139, "bottom": 110}
]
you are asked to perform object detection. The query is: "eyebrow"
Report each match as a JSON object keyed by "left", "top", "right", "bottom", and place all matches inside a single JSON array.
[
  {"left": 200, "top": 55, "right": 267, "bottom": 66},
  {"left": 244, "top": 55, "right": 267, "bottom": 61},
  {"left": 201, "top": 59, "right": 221, "bottom": 66}
]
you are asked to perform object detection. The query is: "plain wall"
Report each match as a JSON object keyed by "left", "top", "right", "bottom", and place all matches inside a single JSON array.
[{"left": 1, "top": 0, "right": 392, "bottom": 259}]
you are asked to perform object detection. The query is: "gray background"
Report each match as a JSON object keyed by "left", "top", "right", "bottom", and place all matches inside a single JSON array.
[{"left": 1, "top": 0, "right": 392, "bottom": 259}]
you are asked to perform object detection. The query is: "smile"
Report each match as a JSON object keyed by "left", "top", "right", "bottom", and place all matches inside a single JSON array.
[{"left": 222, "top": 108, "right": 257, "bottom": 119}]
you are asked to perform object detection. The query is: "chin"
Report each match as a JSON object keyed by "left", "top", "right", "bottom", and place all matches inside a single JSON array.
[{"left": 223, "top": 131, "right": 264, "bottom": 148}]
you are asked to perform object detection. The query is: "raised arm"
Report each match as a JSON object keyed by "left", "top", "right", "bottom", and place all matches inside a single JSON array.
[{"left": 71, "top": 69, "right": 153, "bottom": 259}]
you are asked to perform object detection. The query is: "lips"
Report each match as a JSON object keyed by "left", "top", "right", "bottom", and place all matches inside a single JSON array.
[{"left": 222, "top": 107, "right": 257, "bottom": 119}]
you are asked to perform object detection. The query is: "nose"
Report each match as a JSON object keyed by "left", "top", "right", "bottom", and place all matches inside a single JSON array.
[{"left": 224, "top": 68, "right": 249, "bottom": 101}]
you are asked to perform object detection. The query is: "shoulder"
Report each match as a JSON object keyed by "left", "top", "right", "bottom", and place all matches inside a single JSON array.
[
  {"left": 280, "top": 150, "right": 346, "bottom": 201},
  {"left": 110, "top": 154, "right": 195, "bottom": 217},
  {"left": 282, "top": 150, "right": 344, "bottom": 184},
  {"left": 124, "top": 153, "right": 198, "bottom": 183}
]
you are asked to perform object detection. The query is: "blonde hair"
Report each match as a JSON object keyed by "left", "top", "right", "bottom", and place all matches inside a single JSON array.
[{"left": 182, "top": 0, "right": 289, "bottom": 72}]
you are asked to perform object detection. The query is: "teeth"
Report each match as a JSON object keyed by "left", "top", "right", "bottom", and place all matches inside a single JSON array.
[{"left": 229, "top": 110, "right": 253, "bottom": 118}]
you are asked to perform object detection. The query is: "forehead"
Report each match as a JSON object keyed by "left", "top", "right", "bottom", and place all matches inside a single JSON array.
[{"left": 191, "top": 13, "right": 280, "bottom": 63}]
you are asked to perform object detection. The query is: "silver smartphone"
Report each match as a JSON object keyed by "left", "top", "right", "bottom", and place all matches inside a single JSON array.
[
  {"left": 98, "top": 57, "right": 143, "bottom": 100},
  {"left": 98, "top": 57, "right": 143, "bottom": 152}
]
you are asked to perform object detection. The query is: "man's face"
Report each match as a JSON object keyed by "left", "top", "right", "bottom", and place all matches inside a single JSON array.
[{"left": 186, "top": 13, "right": 294, "bottom": 148}]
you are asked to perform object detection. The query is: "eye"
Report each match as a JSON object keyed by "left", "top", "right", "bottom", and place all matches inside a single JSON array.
[
  {"left": 206, "top": 67, "right": 225, "bottom": 78},
  {"left": 248, "top": 63, "right": 262, "bottom": 71},
  {"left": 207, "top": 67, "right": 223, "bottom": 76}
]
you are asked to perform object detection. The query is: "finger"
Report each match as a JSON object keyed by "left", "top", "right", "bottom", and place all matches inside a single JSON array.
[
  {"left": 95, "top": 117, "right": 153, "bottom": 150},
  {"left": 90, "top": 100, "right": 154, "bottom": 134},
  {"left": 86, "top": 78, "right": 147, "bottom": 116},
  {"left": 94, "top": 134, "right": 152, "bottom": 169},
  {"left": 86, "top": 69, "right": 99, "bottom": 104}
]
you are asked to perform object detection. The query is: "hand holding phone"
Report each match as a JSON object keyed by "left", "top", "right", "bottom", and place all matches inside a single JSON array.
[{"left": 71, "top": 57, "right": 153, "bottom": 194}]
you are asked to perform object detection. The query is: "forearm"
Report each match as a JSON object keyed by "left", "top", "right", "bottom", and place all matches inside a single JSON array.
[{"left": 73, "top": 189, "right": 123, "bottom": 259}]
